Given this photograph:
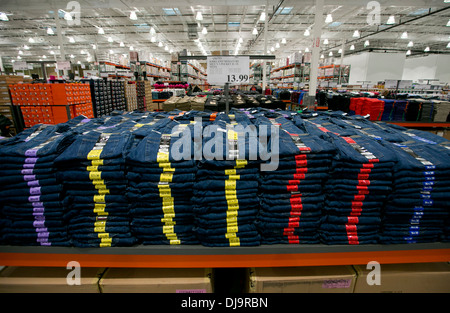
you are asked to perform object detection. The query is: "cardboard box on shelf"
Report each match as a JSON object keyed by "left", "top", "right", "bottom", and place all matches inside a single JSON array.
[
  {"left": 0, "top": 266, "right": 105, "bottom": 293},
  {"left": 353, "top": 262, "right": 450, "bottom": 293},
  {"left": 99, "top": 268, "right": 213, "bottom": 293},
  {"left": 247, "top": 266, "right": 357, "bottom": 293}
]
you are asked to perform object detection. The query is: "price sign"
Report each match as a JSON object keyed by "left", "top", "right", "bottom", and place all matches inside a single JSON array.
[
  {"left": 384, "top": 80, "right": 398, "bottom": 89},
  {"left": 207, "top": 56, "right": 250, "bottom": 85},
  {"left": 13, "top": 61, "right": 28, "bottom": 71},
  {"left": 56, "top": 61, "right": 71, "bottom": 70},
  {"left": 398, "top": 80, "right": 413, "bottom": 89}
]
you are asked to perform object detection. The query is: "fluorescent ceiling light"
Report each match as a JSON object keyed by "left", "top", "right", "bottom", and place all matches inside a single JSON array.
[
  {"left": 447, "top": 19, "right": 450, "bottom": 27},
  {"left": 252, "top": 27, "right": 258, "bottom": 35},
  {"left": 50, "top": 50, "right": 55, "bottom": 55},
  {"left": 320, "top": 54, "right": 324, "bottom": 58},
  {"left": 28, "top": 37, "right": 35, "bottom": 43},
  {"left": 69, "top": 37, "right": 75, "bottom": 43},
  {"left": 11, "top": 60, "right": 15, "bottom": 63},
  {"left": 169, "top": 49, "right": 173, "bottom": 53},
  {"left": 24, "top": 45, "right": 29, "bottom": 50},
  {"left": 129, "top": 11, "right": 137, "bottom": 20},
  {"left": 401, "top": 31, "right": 408, "bottom": 39},
  {"left": 338, "top": 49, "right": 342, "bottom": 54},
  {"left": 120, "top": 42, "right": 124, "bottom": 47},
  {"left": 129, "top": 46, "right": 134, "bottom": 51},
  {"left": 386, "top": 15, "right": 395, "bottom": 25},
  {"left": 275, "top": 42, "right": 280, "bottom": 48},
  {"left": 42, "top": 55, "right": 47, "bottom": 59},
  {"left": 47, "top": 27, "right": 54, "bottom": 35},
  {"left": 325, "top": 14, "right": 333, "bottom": 23},
  {"left": 70, "top": 54, "right": 74, "bottom": 58},
  {"left": 92, "top": 44, "right": 96, "bottom": 50},
  {"left": 18, "top": 50, "right": 23, "bottom": 55},
  {"left": 267, "top": 50, "right": 270, "bottom": 54},
  {"left": 0, "top": 12, "right": 9, "bottom": 21},
  {"left": 202, "top": 27, "right": 207, "bottom": 35},
  {"left": 270, "top": 47, "right": 274, "bottom": 52},
  {"left": 80, "top": 49, "right": 86, "bottom": 54},
  {"left": 150, "top": 27, "right": 156, "bottom": 34},
  {"left": 17, "top": 55, "right": 21, "bottom": 59},
  {"left": 323, "top": 38, "right": 329, "bottom": 45},
  {"left": 77, "top": 61, "right": 81, "bottom": 64},
  {"left": 304, "top": 28, "right": 310, "bottom": 36},
  {"left": 305, "top": 47, "right": 309, "bottom": 52},
  {"left": 239, "top": 37, "right": 243, "bottom": 43},
  {"left": 158, "top": 42, "right": 163, "bottom": 47},
  {"left": 329, "top": 51, "right": 333, "bottom": 56},
  {"left": 260, "top": 12, "right": 266, "bottom": 21},
  {"left": 165, "top": 45, "right": 169, "bottom": 51},
  {"left": 350, "top": 44, "right": 355, "bottom": 50},
  {"left": 64, "top": 12, "right": 72, "bottom": 21},
  {"left": 151, "top": 36, "right": 156, "bottom": 42},
  {"left": 109, "top": 49, "right": 114, "bottom": 54},
  {"left": 281, "top": 38, "right": 286, "bottom": 44},
  {"left": 364, "top": 40, "right": 370, "bottom": 47},
  {"left": 447, "top": 42, "right": 450, "bottom": 48},
  {"left": 196, "top": 12, "right": 203, "bottom": 21},
  {"left": 424, "top": 46, "right": 430, "bottom": 52},
  {"left": 406, "top": 50, "right": 411, "bottom": 55},
  {"left": 407, "top": 41, "right": 414, "bottom": 47},
  {"left": 108, "top": 36, "right": 113, "bottom": 42},
  {"left": 353, "top": 30, "right": 360, "bottom": 38},
  {"left": 98, "top": 27, "right": 104, "bottom": 35}
]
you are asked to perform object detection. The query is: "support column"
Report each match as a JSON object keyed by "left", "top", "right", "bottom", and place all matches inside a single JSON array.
[
  {"left": 339, "top": 39, "right": 345, "bottom": 85},
  {"left": 262, "top": 1, "right": 268, "bottom": 93},
  {"left": 307, "top": 0, "right": 324, "bottom": 110},
  {"left": 54, "top": 9, "right": 67, "bottom": 77}
]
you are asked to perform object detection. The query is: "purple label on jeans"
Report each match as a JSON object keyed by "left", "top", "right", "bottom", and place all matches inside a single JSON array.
[
  {"left": 40, "top": 242, "right": 51, "bottom": 246},
  {"left": 36, "top": 227, "right": 48, "bottom": 233},
  {"left": 81, "top": 118, "right": 91, "bottom": 123},
  {"left": 24, "top": 175, "right": 36, "bottom": 181},
  {"left": 29, "top": 195, "right": 41, "bottom": 202},
  {"left": 37, "top": 232, "right": 49, "bottom": 238},
  {"left": 33, "top": 212, "right": 43, "bottom": 217},
  {"left": 33, "top": 207, "right": 45, "bottom": 213},
  {"left": 25, "top": 157, "right": 38, "bottom": 164},
  {"left": 30, "top": 187, "right": 41, "bottom": 195},
  {"left": 25, "top": 149, "right": 38, "bottom": 157},
  {"left": 33, "top": 220, "right": 45, "bottom": 228},
  {"left": 23, "top": 163, "right": 36, "bottom": 169},
  {"left": 32, "top": 202, "right": 44, "bottom": 207},
  {"left": 21, "top": 169, "right": 34, "bottom": 175},
  {"left": 27, "top": 180, "right": 40, "bottom": 187},
  {"left": 34, "top": 215, "right": 45, "bottom": 220}
]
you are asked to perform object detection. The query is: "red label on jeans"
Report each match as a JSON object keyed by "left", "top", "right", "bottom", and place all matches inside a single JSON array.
[
  {"left": 296, "top": 160, "right": 308, "bottom": 167},
  {"left": 358, "top": 180, "right": 370, "bottom": 185},
  {"left": 293, "top": 174, "right": 305, "bottom": 180},
  {"left": 290, "top": 197, "right": 302, "bottom": 204},
  {"left": 342, "top": 137, "right": 357, "bottom": 144},
  {"left": 288, "top": 180, "right": 300, "bottom": 185},
  {"left": 356, "top": 185, "right": 368, "bottom": 190},
  {"left": 346, "top": 224, "right": 358, "bottom": 233},
  {"left": 298, "top": 147, "right": 311, "bottom": 152},
  {"left": 354, "top": 195, "right": 365, "bottom": 201},
  {"left": 288, "top": 238, "right": 300, "bottom": 244},
  {"left": 351, "top": 201, "right": 363, "bottom": 207},
  {"left": 358, "top": 189, "right": 370, "bottom": 195},
  {"left": 283, "top": 227, "right": 295, "bottom": 233},
  {"left": 289, "top": 217, "right": 300, "bottom": 223},
  {"left": 357, "top": 174, "right": 369, "bottom": 180},
  {"left": 362, "top": 163, "right": 374, "bottom": 168},
  {"left": 350, "top": 210, "right": 362, "bottom": 216},
  {"left": 347, "top": 216, "right": 359, "bottom": 224},
  {"left": 359, "top": 168, "right": 372, "bottom": 174},
  {"left": 291, "top": 204, "right": 303, "bottom": 211},
  {"left": 348, "top": 239, "right": 359, "bottom": 245},
  {"left": 296, "top": 167, "right": 308, "bottom": 174},
  {"left": 287, "top": 185, "right": 298, "bottom": 192},
  {"left": 368, "top": 158, "right": 379, "bottom": 163},
  {"left": 295, "top": 154, "right": 307, "bottom": 160},
  {"left": 288, "top": 221, "right": 299, "bottom": 228},
  {"left": 290, "top": 211, "right": 302, "bottom": 216}
]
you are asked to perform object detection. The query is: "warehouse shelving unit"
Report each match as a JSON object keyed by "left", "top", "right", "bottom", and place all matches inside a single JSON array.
[{"left": 1, "top": 243, "right": 448, "bottom": 268}]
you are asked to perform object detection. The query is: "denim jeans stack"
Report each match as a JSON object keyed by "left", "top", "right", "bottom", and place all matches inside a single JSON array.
[
  {"left": 306, "top": 117, "right": 397, "bottom": 244},
  {"left": 378, "top": 140, "right": 450, "bottom": 244},
  {"left": 254, "top": 115, "right": 334, "bottom": 244},
  {"left": 193, "top": 112, "right": 261, "bottom": 247},
  {"left": 55, "top": 126, "right": 137, "bottom": 247},
  {"left": 0, "top": 124, "right": 76, "bottom": 246},
  {"left": 126, "top": 119, "right": 200, "bottom": 245}
]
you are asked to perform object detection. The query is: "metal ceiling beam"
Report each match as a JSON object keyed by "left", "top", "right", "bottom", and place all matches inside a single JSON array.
[{"left": 178, "top": 55, "right": 276, "bottom": 60}]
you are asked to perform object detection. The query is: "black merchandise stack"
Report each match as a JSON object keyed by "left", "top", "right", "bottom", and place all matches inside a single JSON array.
[
  {"left": 193, "top": 112, "right": 261, "bottom": 247},
  {"left": 55, "top": 123, "right": 137, "bottom": 247},
  {"left": 136, "top": 81, "right": 146, "bottom": 112},
  {"left": 110, "top": 81, "right": 126, "bottom": 112},
  {"left": 255, "top": 115, "right": 333, "bottom": 244},
  {"left": 126, "top": 117, "right": 199, "bottom": 245},
  {"left": 0, "top": 124, "right": 75, "bottom": 246}
]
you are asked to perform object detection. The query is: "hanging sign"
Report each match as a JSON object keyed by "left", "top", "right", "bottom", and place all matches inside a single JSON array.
[
  {"left": 13, "top": 61, "right": 28, "bottom": 71},
  {"left": 56, "top": 61, "right": 71, "bottom": 70},
  {"left": 207, "top": 56, "right": 250, "bottom": 85}
]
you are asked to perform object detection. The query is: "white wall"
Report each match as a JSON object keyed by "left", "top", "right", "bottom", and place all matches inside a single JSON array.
[
  {"left": 434, "top": 55, "right": 450, "bottom": 84},
  {"left": 343, "top": 53, "right": 369, "bottom": 84},
  {"left": 402, "top": 54, "right": 450, "bottom": 84}
]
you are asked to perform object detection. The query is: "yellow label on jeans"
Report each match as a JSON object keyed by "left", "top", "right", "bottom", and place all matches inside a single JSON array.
[
  {"left": 101, "top": 237, "right": 112, "bottom": 243},
  {"left": 94, "top": 184, "right": 107, "bottom": 190},
  {"left": 225, "top": 180, "right": 236, "bottom": 190},
  {"left": 94, "top": 226, "right": 106, "bottom": 233},
  {"left": 164, "top": 213, "right": 175, "bottom": 219},
  {"left": 227, "top": 198, "right": 239, "bottom": 206},
  {"left": 87, "top": 149, "right": 102, "bottom": 160},
  {"left": 225, "top": 194, "right": 237, "bottom": 201},
  {"left": 86, "top": 165, "right": 98, "bottom": 172},
  {"left": 227, "top": 130, "right": 238, "bottom": 140},
  {"left": 159, "top": 190, "right": 171, "bottom": 197},
  {"left": 160, "top": 173, "right": 173, "bottom": 182},
  {"left": 227, "top": 210, "right": 238, "bottom": 218},
  {"left": 158, "top": 162, "right": 172, "bottom": 168},
  {"left": 225, "top": 169, "right": 236, "bottom": 175},
  {"left": 228, "top": 204, "right": 239, "bottom": 211},
  {"left": 89, "top": 171, "right": 102, "bottom": 180},
  {"left": 100, "top": 242, "right": 111, "bottom": 248},
  {"left": 225, "top": 189, "right": 237, "bottom": 196},
  {"left": 157, "top": 152, "right": 169, "bottom": 163},
  {"left": 92, "top": 179, "right": 105, "bottom": 185},
  {"left": 163, "top": 225, "right": 174, "bottom": 234},
  {"left": 226, "top": 216, "right": 237, "bottom": 223},
  {"left": 170, "top": 239, "right": 181, "bottom": 245},
  {"left": 91, "top": 159, "right": 104, "bottom": 166},
  {"left": 235, "top": 159, "right": 247, "bottom": 168},
  {"left": 93, "top": 195, "right": 105, "bottom": 203},
  {"left": 98, "top": 189, "right": 110, "bottom": 195},
  {"left": 229, "top": 238, "right": 240, "bottom": 246},
  {"left": 162, "top": 198, "right": 174, "bottom": 205},
  {"left": 163, "top": 206, "right": 175, "bottom": 214},
  {"left": 227, "top": 225, "right": 238, "bottom": 233},
  {"left": 94, "top": 221, "right": 106, "bottom": 227},
  {"left": 225, "top": 232, "right": 236, "bottom": 238},
  {"left": 98, "top": 232, "right": 109, "bottom": 238},
  {"left": 228, "top": 175, "right": 240, "bottom": 180},
  {"left": 163, "top": 167, "right": 175, "bottom": 172}
]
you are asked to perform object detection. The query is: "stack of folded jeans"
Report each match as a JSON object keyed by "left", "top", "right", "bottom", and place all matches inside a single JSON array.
[
  {"left": 378, "top": 140, "right": 450, "bottom": 244},
  {"left": 55, "top": 126, "right": 136, "bottom": 247},
  {"left": 0, "top": 125, "right": 76, "bottom": 246},
  {"left": 193, "top": 112, "right": 261, "bottom": 247},
  {"left": 313, "top": 123, "right": 397, "bottom": 244},
  {"left": 126, "top": 119, "right": 199, "bottom": 245},
  {"left": 255, "top": 115, "right": 334, "bottom": 244}
]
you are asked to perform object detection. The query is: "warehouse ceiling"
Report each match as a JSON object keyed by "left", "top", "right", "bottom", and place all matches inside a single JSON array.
[{"left": 0, "top": 0, "right": 449, "bottom": 65}]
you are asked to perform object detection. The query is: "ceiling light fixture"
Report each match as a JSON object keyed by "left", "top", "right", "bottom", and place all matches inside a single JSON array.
[
  {"left": 108, "top": 36, "right": 113, "bottom": 42},
  {"left": 64, "top": 11, "right": 72, "bottom": 21},
  {"left": 447, "top": 42, "right": 450, "bottom": 48},
  {"left": 323, "top": 38, "right": 329, "bottom": 45},
  {"left": 120, "top": 42, "right": 125, "bottom": 47},
  {"left": 338, "top": 48, "right": 342, "bottom": 54},
  {"left": 350, "top": 44, "right": 355, "bottom": 50},
  {"left": 446, "top": 19, "right": 450, "bottom": 27},
  {"left": 275, "top": 42, "right": 280, "bottom": 49},
  {"left": 325, "top": 14, "right": 333, "bottom": 23},
  {"left": 406, "top": 50, "right": 411, "bottom": 55},
  {"left": 24, "top": 45, "right": 29, "bottom": 50},
  {"left": 196, "top": 12, "right": 203, "bottom": 21},
  {"left": 158, "top": 41, "right": 163, "bottom": 47},
  {"left": 252, "top": 27, "right": 258, "bottom": 35},
  {"left": 304, "top": 28, "right": 310, "bottom": 36},
  {"left": 129, "top": 46, "right": 134, "bottom": 51},
  {"left": 98, "top": 27, "right": 105, "bottom": 35},
  {"left": 353, "top": 30, "right": 360, "bottom": 38},
  {"left": 270, "top": 47, "right": 274, "bottom": 52},
  {"left": 18, "top": 50, "right": 23, "bottom": 55},
  {"left": 424, "top": 46, "right": 430, "bottom": 52},
  {"left": 92, "top": 44, "right": 96, "bottom": 50},
  {"left": 28, "top": 37, "right": 35, "bottom": 43},
  {"left": 165, "top": 45, "right": 169, "bottom": 51},
  {"left": 17, "top": 55, "right": 22, "bottom": 60},
  {"left": 329, "top": 51, "right": 333, "bottom": 56},
  {"left": 68, "top": 37, "right": 75, "bottom": 43},
  {"left": 109, "top": 49, "right": 114, "bottom": 54},
  {"left": 260, "top": 12, "right": 266, "bottom": 22},
  {"left": 281, "top": 38, "right": 286, "bottom": 44},
  {"left": 320, "top": 54, "right": 324, "bottom": 58},
  {"left": 364, "top": 40, "right": 370, "bottom": 47},
  {"left": 47, "top": 27, "right": 54, "bottom": 35},
  {"left": 129, "top": 11, "right": 137, "bottom": 20},
  {"left": 0, "top": 12, "right": 9, "bottom": 21},
  {"left": 70, "top": 54, "right": 74, "bottom": 58},
  {"left": 150, "top": 27, "right": 156, "bottom": 34},
  {"left": 305, "top": 47, "right": 310, "bottom": 52},
  {"left": 169, "top": 49, "right": 173, "bottom": 53},
  {"left": 401, "top": 31, "right": 408, "bottom": 39},
  {"left": 151, "top": 36, "right": 156, "bottom": 42},
  {"left": 239, "top": 37, "right": 243, "bottom": 43},
  {"left": 407, "top": 41, "right": 414, "bottom": 47},
  {"left": 42, "top": 55, "right": 47, "bottom": 59},
  {"left": 202, "top": 27, "right": 207, "bottom": 35},
  {"left": 386, "top": 15, "right": 395, "bottom": 25}
]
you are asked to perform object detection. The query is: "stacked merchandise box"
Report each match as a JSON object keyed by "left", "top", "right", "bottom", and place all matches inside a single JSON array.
[
  {"left": 144, "top": 81, "right": 152, "bottom": 111},
  {"left": 9, "top": 83, "right": 94, "bottom": 128},
  {"left": 136, "top": 81, "right": 146, "bottom": 112},
  {"left": 0, "top": 266, "right": 106, "bottom": 293},
  {"left": 0, "top": 75, "right": 31, "bottom": 135},
  {"left": 124, "top": 81, "right": 137, "bottom": 111},
  {"left": 110, "top": 81, "right": 126, "bottom": 112},
  {"left": 84, "top": 80, "right": 114, "bottom": 118}
]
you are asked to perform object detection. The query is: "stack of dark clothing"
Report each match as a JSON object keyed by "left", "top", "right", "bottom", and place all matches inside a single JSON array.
[
  {"left": 193, "top": 112, "right": 261, "bottom": 246},
  {"left": 0, "top": 124, "right": 75, "bottom": 246},
  {"left": 255, "top": 115, "right": 334, "bottom": 244},
  {"left": 55, "top": 125, "right": 136, "bottom": 247},
  {"left": 378, "top": 139, "right": 450, "bottom": 244},
  {"left": 327, "top": 94, "right": 351, "bottom": 112},
  {"left": 126, "top": 118, "right": 199, "bottom": 245}
]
